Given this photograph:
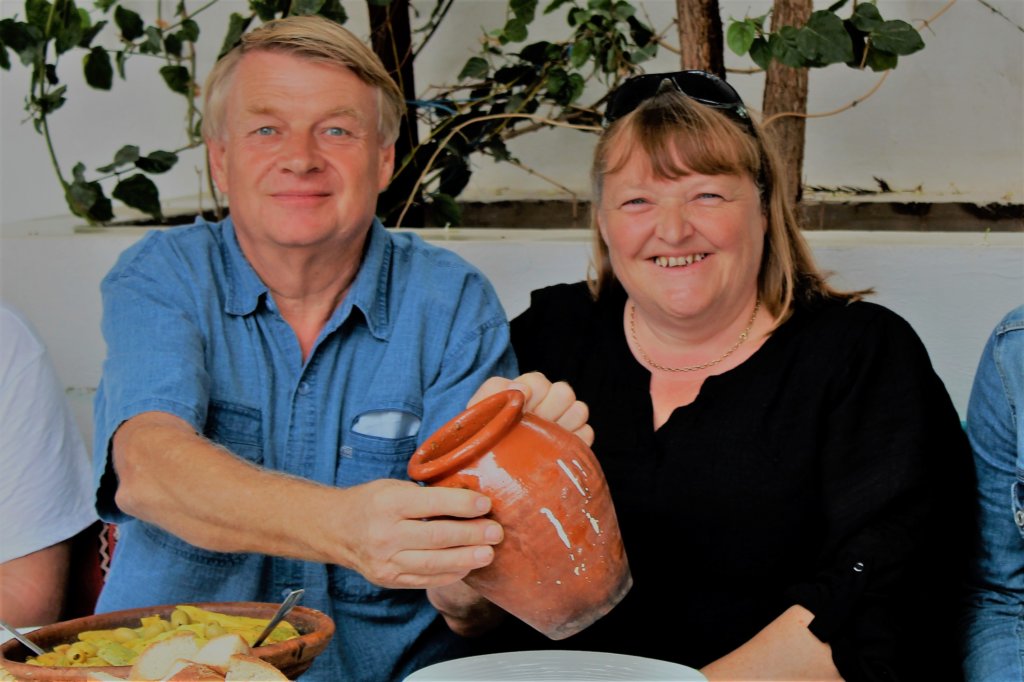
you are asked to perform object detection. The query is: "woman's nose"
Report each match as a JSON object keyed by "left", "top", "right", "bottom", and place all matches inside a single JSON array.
[{"left": 655, "top": 205, "right": 694, "bottom": 243}]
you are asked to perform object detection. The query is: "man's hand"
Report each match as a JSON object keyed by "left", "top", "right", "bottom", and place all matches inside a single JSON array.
[
  {"left": 471, "top": 372, "right": 593, "bottom": 446},
  {"left": 330, "top": 479, "right": 503, "bottom": 589},
  {"left": 427, "top": 580, "right": 505, "bottom": 637}
]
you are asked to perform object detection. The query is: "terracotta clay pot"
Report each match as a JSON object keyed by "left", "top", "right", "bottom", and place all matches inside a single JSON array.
[{"left": 408, "top": 389, "right": 632, "bottom": 640}]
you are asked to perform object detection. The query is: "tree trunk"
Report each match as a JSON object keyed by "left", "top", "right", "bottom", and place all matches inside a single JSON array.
[
  {"left": 367, "top": 0, "right": 425, "bottom": 225},
  {"left": 675, "top": 0, "right": 724, "bottom": 77},
  {"left": 762, "top": 0, "right": 812, "bottom": 204}
]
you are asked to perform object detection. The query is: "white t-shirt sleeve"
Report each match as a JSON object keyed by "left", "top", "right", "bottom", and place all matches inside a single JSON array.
[{"left": 0, "top": 304, "right": 97, "bottom": 563}]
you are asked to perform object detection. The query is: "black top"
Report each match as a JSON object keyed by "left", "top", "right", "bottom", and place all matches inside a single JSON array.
[{"left": 486, "top": 280, "right": 974, "bottom": 682}]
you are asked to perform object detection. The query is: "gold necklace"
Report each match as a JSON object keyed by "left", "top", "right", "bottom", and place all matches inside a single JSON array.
[{"left": 629, "top": 298, "right": 761, "bottom": 373}]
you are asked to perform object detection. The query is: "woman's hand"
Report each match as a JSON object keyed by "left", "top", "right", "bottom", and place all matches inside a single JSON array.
[
  {"left": 427, "top": 580, "right": 506, "bottom": 637},
  {"left": 471, "top": 372, "right": 594, "bottom": 446}
]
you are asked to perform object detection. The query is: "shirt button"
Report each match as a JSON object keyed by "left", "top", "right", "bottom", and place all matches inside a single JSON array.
[
  {"left": 1015, "top": 510, "right": 1024, "bottom": 529},
  {"left": 852, "top": 562, "right": 865, "bottom": 573},
  {"left": 298, "top": 382, "right": 310, "bottom": 395}
]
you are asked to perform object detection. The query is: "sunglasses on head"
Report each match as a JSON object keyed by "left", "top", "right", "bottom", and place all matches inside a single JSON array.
[{"left": 604, "top": 70, "right": 754, "bottom": 134}]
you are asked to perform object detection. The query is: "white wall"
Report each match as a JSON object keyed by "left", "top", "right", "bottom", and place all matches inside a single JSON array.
[
  {"left": 1, "top": 218, "right": 1022, "bottom": 451},
  {"left": 2, "top": 0, "right": 1023, "bottom": 226}
]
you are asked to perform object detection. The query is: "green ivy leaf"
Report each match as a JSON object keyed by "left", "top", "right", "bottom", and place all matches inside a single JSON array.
[
  {"left": 511, "top": 0, "right": 537, "bottom": 24},
  {"left": 2, "top": 19, "right": 43, "bottom": 66},
  {"left": 219, "top": 13, "right": 252, "bottom": 59},
  {"left": 749, "top": 36, "right": 771, "bottom": 70},
  {"left": 426, "top": 192, "right": 462, "bottom": 227},
  {"left": 627, "top": 15, "right": 654, "bottom": 48},
  {"left": 611, "top": 1, "right": 635, "bottom": 21},
  {"left": 570, "top": 36, "right": 592, "bottom": 67},
  {"left": 291, "top": 0, "right": 327, "bottom": 15},
  {"left": 163, "top": 32, "right": 182, "bottom": 57},
  {"left": 139, "top": 25, "right": 163, "bottom": 54},
  {"left": 316, "top": 0, "right": 348, "bottom": 24},
  {"left": 177, "top": 19, "right": 200, "bottom": 43},
  {"left": 115, "top": 49, "right": 126, "bottom": 79},
  {"left": 628, "top": 42, "right": 657, "bottom": 65},
  {"left": 544, "top": 0, "right": 570, "bottom": 14},
  {"left": 827, "top": 0, "right": 849, "bottom": 12},
  {"left": 249, "top": 0, "right": 284, "bottom": 21},
  {"left": 870, "top": 20, "right": 923, "bottom": 56},
  {"left": 114, "top": 5, "right": 144, "bottom": 41},
  {"left": 459, "top": 56, "right": 489, "bottom": 80},
  {"left": 850, "top": 2, "right": 883, "bottom": 32},
  {"left": 136, "top": 150, "right": 179, "bottom": 174},
  {"left": 160, "top": 64, "right": 191, "bottom": 95},
  {"left": 96, "top": 144, "right": 139, "bottom": 173},
  {"left": 67, "top": 178, "right": 113, "bottom": 223},
  {"left": 95, "top": 0, "right": 118, "bottom": 11},
  {"left": 726, "top": 19, "right": 756, "bottom": 56},
  {"left": 54, "top": 1, "right": 85, "bottom": 55},
  {"left": 113, "top": 173, "right": 162, "bottom": 220},
  {"left": 83, "top": 45, "right": 112, "bottom": 89},
  {"left": 36, "top": 84, "right": 67, "bottom": 114},
  {"left": 770, "top": 26, "right": 803, "bottom": 68},
  {"left": 797, "top": 10, "right": 853, "bottom": 65},
  {"left": 865, "top": 47, "right": 898, "bottom": 71},
  {"left": 79, "top": 18, "right": 107, "bottom": 48},
  {"left": 569, "top": 8, "right": 589, "bottom": 27},
  {"left": 519, "top": 40, "right": 550, "bottom": 65},
  {"left": 503, "top": 18, "right": 528, "bottom": 43}
]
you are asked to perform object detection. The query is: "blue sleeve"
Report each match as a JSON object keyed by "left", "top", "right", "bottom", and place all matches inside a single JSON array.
[
  {"left": 92, "top": 233, "right": 211, "bottom": 523},
  {"left": 419, "top": 268, "right": 518, "bottom": 444},
  {"left": 962, "top": 305, "right": 1024, "bottom": 682}
]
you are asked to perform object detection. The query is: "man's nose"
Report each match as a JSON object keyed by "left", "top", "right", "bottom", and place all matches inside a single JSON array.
[{"left": 279, "top": 133, "right": 323, "bottom": 174}]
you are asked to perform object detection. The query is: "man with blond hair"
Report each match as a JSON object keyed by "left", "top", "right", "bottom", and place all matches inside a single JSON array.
[{"left": 92, "top": 15, "right": 588, "bottom": 681}]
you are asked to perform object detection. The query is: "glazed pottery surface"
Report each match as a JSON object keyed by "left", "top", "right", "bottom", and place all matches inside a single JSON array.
[
  {"left": 0, "top": 602, "right": 334, "bottom": 680},
  {"left": 408, "top": 390, "right": 632, "bottom": 640}
]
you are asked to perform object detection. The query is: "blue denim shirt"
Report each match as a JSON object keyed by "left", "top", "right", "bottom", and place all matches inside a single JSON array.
[
  {"left": 963, "top": 304, "right": 1024, "bottom": 682},
  {"left": 92, "top": 217, "right": 517, "bottom": 682}
]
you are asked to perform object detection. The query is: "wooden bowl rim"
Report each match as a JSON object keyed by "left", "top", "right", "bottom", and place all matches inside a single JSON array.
[{"left": 0, "top": 601, "right": 334, "bottom": 679}]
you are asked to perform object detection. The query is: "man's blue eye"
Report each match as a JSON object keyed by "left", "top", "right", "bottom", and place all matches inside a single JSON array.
[
  {"left": 256, "top": 127, "right": 274, "bottom": 136},
  {"left": 325, "top": 127, "right": 347, "bottom": 137}
]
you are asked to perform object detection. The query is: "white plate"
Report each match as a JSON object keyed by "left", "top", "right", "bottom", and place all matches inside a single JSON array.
[{"left": 405, "top": 650, "right": 707, "bottom": 681}]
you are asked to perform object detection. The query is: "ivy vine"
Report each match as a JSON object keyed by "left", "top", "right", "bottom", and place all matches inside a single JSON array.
[{"left": 0, "top": 0, "right": 927, "bottom": 226}]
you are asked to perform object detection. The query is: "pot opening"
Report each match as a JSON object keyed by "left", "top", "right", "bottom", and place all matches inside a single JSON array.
[{"left": 408, "top": 389, "right": 524, "bottom": 483}]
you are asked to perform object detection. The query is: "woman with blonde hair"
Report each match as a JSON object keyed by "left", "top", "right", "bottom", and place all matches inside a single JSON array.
[{"left": 430, "top": 71, "right": 974, "bottom": 681}]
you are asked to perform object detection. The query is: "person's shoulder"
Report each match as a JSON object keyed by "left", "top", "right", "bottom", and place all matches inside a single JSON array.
[
  {"left": 387, "top": 229, "right": 484, "bottom": 277},
  {"left": 0, "top": 302, "right": 45, "bottom": 366},
  {"left": 512, "top": 281, "right": 598, "bottom": 338},
  {"left": 526, "top": 281, "right": 596, "bottom": 311},
  {"left": 105, "top": 219, "right": 225, "bottom": 281},
  {"left": 993, "top": 304, "right": 1024, "bottom": 333},
  {"left": 800, "top": 297, "right": 914, "bottom": 335}
]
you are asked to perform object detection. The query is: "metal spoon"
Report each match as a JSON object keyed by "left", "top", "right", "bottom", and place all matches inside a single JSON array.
[
  {"left": 0, "top": 617, "right": 45, "bottom": 656},
  {"left": 252, "top": 588, "right": 304, "bottom": 648}
]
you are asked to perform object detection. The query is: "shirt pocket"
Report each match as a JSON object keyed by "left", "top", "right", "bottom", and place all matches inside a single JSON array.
[
  {"left": 330, "top": 429, "right": 419, "bottom": 602},
  {"left": 203, "top": 400, "right": 264, "bottom": 465}
]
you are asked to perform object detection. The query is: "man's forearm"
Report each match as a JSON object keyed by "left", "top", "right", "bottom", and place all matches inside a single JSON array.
[{"left": 112, "top": 411, "right": 340, "bottom": 564}]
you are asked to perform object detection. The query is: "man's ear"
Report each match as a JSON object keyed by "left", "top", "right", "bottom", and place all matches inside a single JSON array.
[
  {"left": 377, "top": 143, "right": 396, "bottom": 193},
  {"left": 206, "top": 137, "right": 229, "bottom": 193}
]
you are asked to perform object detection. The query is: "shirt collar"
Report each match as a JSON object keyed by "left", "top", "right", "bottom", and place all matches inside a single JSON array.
[
  {"left": 221, "top": 217, "right": 269, "bottom": 316},
  {"left": 220, "top": 216, "right": 393, "bottom": 341}
]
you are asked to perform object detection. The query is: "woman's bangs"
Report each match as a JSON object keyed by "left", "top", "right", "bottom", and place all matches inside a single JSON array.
[{"left": 604, "top": 96, "right": 761, "bottom": 183}]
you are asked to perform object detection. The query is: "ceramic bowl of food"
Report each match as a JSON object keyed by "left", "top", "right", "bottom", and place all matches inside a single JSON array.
[{"left": 0, "top": 601, "right": 334, "bottom": 680}]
